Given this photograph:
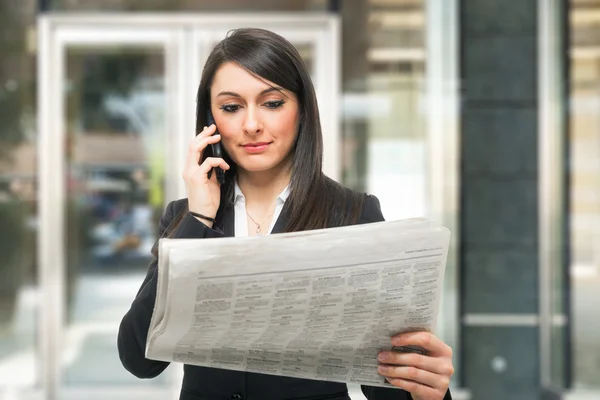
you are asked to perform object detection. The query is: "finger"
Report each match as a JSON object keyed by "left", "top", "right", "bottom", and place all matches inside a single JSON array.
[
  {"left": 378, "top": 365, "right": 449, "bottom": 391},
  {"left": 198, "top": 157, "right": 231, "bottom": 176},
  {"left": 378, "top": 352, "right": 454, "bottom": 377},
  {"left": 186, "top": 134, "right": 222, "bottom": 169},
  {"left": 383, "top": 377, "right": 444, "bottom": 399},
  {"left": 196, "top": 124, "right": 216, "bottom": 138},
  {"left": 392, "top": 332, "right": 452, "bottom": 357}
]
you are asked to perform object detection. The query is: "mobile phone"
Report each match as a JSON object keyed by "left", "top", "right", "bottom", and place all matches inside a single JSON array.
[
  {"left": 392, "top": 346, "right": 427, "bottom": 355},
  {"left": 206, "top": 110, "right": 225, "bottom": 185}
]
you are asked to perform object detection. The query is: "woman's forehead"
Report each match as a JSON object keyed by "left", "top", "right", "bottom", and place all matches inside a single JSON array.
[{"left": 211, "top": 62, "right": 292, "bottom": 98}]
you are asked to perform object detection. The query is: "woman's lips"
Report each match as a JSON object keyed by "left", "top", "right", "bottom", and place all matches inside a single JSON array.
[{"left": 243, "top": 142, "right": 270, "bottom": 154}]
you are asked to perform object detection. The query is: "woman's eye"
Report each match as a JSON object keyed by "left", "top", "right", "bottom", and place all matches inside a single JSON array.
[
  {"left": 264, "top": 100, "right": 285, "bottom": 109},
  {"left": 221, "top": 104, "right": 241, "bottom": 113}
]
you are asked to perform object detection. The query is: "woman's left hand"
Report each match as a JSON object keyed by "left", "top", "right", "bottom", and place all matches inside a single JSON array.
[{"left": 377, "top": 331, "right": 454, "bottom": 400}]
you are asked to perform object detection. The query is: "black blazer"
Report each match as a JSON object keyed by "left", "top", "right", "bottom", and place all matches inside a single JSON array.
[{"left": 118, "top": 194, "right": 451, "bottom": 400}]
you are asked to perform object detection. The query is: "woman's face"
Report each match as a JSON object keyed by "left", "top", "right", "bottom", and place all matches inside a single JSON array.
[{"left": 210, "top": 62, "right": 300, "bottom": 174}]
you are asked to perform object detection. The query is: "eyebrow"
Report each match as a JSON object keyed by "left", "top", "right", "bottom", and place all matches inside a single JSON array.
[{"left": 217, "top": 86, "right": 286, "bottom": 98}]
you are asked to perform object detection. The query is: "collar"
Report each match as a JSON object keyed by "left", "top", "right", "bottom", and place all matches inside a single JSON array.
[{"left": 234, "top": 179, "right": 290, "bottom": 205}]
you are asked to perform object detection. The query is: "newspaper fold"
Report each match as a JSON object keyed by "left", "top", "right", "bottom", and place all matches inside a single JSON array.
[{"left": 146, "top": 218, "right": 450, "bottom": 388}]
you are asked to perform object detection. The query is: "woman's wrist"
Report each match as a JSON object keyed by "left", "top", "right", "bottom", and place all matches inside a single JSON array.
[{"left": 189, "top": 211, "right": 216, "bottom": 228}]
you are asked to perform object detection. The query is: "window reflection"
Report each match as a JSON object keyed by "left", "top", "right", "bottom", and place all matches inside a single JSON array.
[
  {"left": 341, "top": 0, "right": 427, "bottom": 221},
  {"left": 339, "top": 0, "right": 436, "bottom": 396},
  {"left": 62, "top": 48, "right": 169, "bottom": 386}
]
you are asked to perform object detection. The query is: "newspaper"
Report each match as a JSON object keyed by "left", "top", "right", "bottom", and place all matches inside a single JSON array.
[{"left": 145, "top": 218, "right": 450, "bottom": 388}]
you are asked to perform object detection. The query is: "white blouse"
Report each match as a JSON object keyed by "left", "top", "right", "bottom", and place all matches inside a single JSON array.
[{"left": 233, "top": 180, "right": 290, "bottom": 237}]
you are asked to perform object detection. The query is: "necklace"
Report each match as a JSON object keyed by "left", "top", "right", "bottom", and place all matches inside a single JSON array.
[{"left": 246, "top": 207, "right": 276, "bottom": 235}]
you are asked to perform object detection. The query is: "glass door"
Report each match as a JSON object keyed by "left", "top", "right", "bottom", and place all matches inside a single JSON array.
[
  {"left": 38, "top": 13, "right": 339, "bottom": 400},
  {"left": 38, "top": 19, "right": 184, "bottom": 400}
]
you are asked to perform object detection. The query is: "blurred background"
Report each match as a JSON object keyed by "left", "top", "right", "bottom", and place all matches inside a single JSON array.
[{"left": 0, "top": 0, "right": 597, "bottom": 399}]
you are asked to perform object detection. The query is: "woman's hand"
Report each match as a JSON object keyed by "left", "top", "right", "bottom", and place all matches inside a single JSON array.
[
  {"left": 377, "top": 332, "right": 454, "bottom": 400},
  {"left": 182, "top": 124, "right": 230, "bottom": 226}
]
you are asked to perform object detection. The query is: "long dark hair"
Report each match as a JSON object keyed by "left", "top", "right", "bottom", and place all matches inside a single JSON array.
[{"left": 164, "top": 28, "right": 365, "bottom": 239}]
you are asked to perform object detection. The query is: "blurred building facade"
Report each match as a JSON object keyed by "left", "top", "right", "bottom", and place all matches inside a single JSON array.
[{"left": 0, "top": 0, "right": 598, "bottom": 399}]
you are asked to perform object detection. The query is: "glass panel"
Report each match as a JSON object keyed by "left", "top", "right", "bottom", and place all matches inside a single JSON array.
[
  {"left": 0, "top": 0, "right": 38, "bottom": 391},
  {"left": 341, "top": 0, "right": 426, "bottom": 218},
  {"left": 339, "top": 0, "right": 448, "bottom": 396},
  {"left": 570, "top": 0, "right": 600, "bottom": 390},
  {"left": 61, "top": 46, "right": 170, "bottom": 387}
]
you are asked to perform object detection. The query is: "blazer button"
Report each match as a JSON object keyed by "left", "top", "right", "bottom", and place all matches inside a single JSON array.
[{"left": 231, "top": 394, "right": 243, "bottom": 400}]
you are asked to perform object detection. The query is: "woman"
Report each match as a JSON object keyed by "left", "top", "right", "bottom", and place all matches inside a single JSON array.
[{"left": 118, "top": 28, "right": 453, "bottom": 400}]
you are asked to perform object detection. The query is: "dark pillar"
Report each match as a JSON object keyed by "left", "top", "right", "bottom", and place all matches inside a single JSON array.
[{"left": 459, "top": 1, "right": 541, "bottom": 399}]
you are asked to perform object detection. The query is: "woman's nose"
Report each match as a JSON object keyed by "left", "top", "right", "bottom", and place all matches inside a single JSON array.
[{"left": 242, "top": 107, "right": 263, "bottom": 135}]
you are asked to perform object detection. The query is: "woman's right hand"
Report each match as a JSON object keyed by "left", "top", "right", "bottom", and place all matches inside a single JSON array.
[{"left": 182, "top": 124, "right": 230, "bottom": 227}]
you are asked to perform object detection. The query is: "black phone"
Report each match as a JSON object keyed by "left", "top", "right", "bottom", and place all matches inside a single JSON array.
[
  {"left": 391, "top": 345, "right": 426, "bottom": 356},
  {"left": 206, "top": 110, "right": 225, "bottom": 185}
]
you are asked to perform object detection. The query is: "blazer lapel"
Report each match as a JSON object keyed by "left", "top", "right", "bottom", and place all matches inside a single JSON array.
[
  {"left": 271, "top": 202, "right": 290, "bottom": 234},
  {"left": 219, "top": 203, "right": 235, "bottom": 237}
]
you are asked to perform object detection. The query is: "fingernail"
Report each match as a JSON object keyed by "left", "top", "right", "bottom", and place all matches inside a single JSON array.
[
  {"left": 378, "top": 365, "right": 389, "bottom": 374},
  {"left": 378, "top": 353, "right": 389, "bottom": 362}
]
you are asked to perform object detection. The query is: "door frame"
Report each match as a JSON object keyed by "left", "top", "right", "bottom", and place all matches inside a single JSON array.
[{"left": 37, "top": 13, "right": 340, "bottom": 400}]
